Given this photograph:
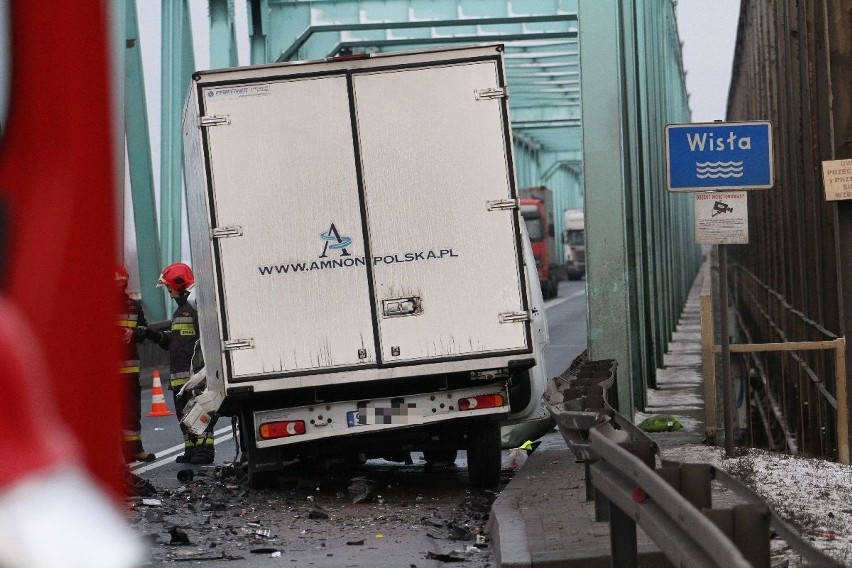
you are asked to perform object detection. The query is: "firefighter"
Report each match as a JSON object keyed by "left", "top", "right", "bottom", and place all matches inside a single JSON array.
[
  {"left": 147, "top": 262, "right": 214, "bottom": 464},
  {"left": 116, "top": 265, "right": 156, "bottom": 463}
]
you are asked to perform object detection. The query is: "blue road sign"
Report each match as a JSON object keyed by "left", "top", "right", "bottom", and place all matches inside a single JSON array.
[{"left": 665, "top": 121, "right": 773, "bottom": 192}]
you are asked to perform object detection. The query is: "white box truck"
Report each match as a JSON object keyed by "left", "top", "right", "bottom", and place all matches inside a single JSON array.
[
  {"left": 181, "top": 44, "right": 548, "bottom": 488},
  {"left": 563, "top": 209, "right": 586, "bottom": 280}
]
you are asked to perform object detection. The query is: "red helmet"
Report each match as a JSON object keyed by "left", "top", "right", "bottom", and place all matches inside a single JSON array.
[
  {"left": 114, "top": 264, "right": 129, "bottom": 283},
  {"left": 157, "top": 262, "right": 194, "bottom": 294}
]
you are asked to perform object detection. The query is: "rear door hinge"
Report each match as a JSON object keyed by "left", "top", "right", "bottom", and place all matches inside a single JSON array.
[
  {"left": 199, "top": 115, "right": 231, "bottom": 127},
  {"left": 487, "top": 198, "right": 519, "bottom": 211},
  {"left": 499, "top": 311, "right": 530, "bottom": 324},
  {"left": 211, "top": 225, "right": 243, "bottom": 239},
  {"left": 223, "top": 338, "right": 255, "bottom": 351},
  {"left": 475, "top": 87, "right": 508, "bottom": 100}
]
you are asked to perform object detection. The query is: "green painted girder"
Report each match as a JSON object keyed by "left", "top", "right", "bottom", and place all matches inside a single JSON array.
[
  {"left": 578, "top": 0, "right": 700, "bottom": 413},
  {"left": 159, "top": 0, "right": 195, "bottom": 280},
  {"left": 247, "top": 0, "right": 272, "bottom": 63},
  {"left": 266, "top": 3, "right": 580, "bottom": 153},
  {"left": 210, "top": 0, "right": 239, "bottom": 68},
  {"left": 512, "top": 126, "right": 580, "bottom": 157},
  {"left": 274, "top": 16, "right": 577, "bottom": 62},
  {"left": 124, "top": 0, "right": 167, "bottom": 320},
  {"left": 328, "top": 30, "right": 572, "bottom": 54}
]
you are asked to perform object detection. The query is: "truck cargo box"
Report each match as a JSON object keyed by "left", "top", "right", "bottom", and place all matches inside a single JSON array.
[
  {"left": 182, "top": 44, "right": 547, "bottom": 487},
  {"left": 184, "top": 45, "right": 531, "bottom": 390}
]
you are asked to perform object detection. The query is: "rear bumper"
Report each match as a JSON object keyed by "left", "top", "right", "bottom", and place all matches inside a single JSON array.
[{"left": 252, "top": 382, "right": 510, "bottom": 449}]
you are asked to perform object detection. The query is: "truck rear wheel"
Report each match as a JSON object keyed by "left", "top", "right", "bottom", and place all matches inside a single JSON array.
[
  {"left": 466, "top": 422, "right": 501, "bottom": 488},
  {"left": 247, "top": 468, "right": 280, "bottom": 490},
  {"left": 423, "top": 449, "right": 458, "bottom": 467}
]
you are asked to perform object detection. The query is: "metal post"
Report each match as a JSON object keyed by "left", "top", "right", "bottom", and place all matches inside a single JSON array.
[
  {"left": 609, "top": 502, "right": 638, "bottom": 567},
  {"left": 719, "top": 245, "right": 735, "bottom": 457},
  {"left": 700, "top": 263, "right": 717, "bottom": 445},
  {"left": 836, "top": 337, "right": 849, "bottom": 463}
]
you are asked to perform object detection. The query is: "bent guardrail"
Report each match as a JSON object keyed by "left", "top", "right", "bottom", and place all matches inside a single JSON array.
[{"left": 546, "top": 354, "right": 841, "bottom": 568}]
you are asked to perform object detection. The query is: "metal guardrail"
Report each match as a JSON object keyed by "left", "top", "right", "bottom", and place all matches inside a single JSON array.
[{"left": 546, "top": 355, "right": 842, "bottom": 568}]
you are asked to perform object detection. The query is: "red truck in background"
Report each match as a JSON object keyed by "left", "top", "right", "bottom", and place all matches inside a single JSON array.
[{"left": 519, "top": 186, "right": 563, "bottom": 299}]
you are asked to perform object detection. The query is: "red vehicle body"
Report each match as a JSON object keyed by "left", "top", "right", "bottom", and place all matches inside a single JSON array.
[
  {"left": 519, "top": 187, "right": 561, "bottom": 299},
  {"left": 0, "top": 1, "right": 124, "bottom": 496}
]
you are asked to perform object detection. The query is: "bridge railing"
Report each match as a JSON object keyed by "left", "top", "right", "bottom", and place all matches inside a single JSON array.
[{"left": 701, "top": 258, "right": 850, "bottom": 464}]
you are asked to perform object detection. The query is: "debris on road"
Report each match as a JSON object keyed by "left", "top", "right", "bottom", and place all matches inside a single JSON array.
[
  {"left": 127, "top": 457, "right": 500, "bottom": 566},
  {"left": 348, "top": 476, "right": 375, "bottom": 503},
  {"left": 308, "top": 507, "right": 330, "bottom": 520},
  {"left": 168, "top": 527, "right": 191, "bottom": 545},
  {"left": 426, "top": 550, "right": 466, "bottom": 562}
]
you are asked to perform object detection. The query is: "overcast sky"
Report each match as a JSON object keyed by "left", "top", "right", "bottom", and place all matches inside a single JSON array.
[{"left": 675, "top": 0, "right": 742, "bottom": 122}]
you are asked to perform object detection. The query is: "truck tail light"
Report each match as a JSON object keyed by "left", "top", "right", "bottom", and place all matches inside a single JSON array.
[
  {"left": 259, "top": 420, "right": 306, "bottom": 440},
  {"left": 458, "top": 394, "right": 506, "bottom": 412}
]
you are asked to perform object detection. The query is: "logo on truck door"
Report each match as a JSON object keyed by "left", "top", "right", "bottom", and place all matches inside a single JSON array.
[{"left": 319, "top": 223, "right": 352, "bottom": 258}]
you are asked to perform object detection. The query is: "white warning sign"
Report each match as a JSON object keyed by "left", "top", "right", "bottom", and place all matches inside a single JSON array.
[
  {"left": 821, "top": 159, "right": 852, "bottom": 201},
  {"left": 694, "top": 191, "right": 748, "bottom": 245}
]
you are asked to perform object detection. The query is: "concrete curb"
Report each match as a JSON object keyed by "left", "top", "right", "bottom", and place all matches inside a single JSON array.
[{"left": 489, "top": 472, "right": 532, "bottom": 568}]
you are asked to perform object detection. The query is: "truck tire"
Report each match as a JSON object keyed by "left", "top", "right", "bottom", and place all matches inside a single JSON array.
[
  {"left": 549, "top": 274, "right": 559, "bottom": 298},
  {"left": 423, "top": 450, "right": 458, "bottom": 467},
  {"left": 467, "top": 422, "right": 501, "bottom": 488},
  {"left": 248, "top": 468, "right": 280, "bottom": 490}
]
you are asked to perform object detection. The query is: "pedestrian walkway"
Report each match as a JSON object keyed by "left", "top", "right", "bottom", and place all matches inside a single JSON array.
[{"left": 489, "top": 268, "right": 709, "bottom": 567}]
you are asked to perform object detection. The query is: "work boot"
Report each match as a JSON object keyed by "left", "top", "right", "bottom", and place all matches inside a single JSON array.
[
  {"left": 175, "top": 443, "right": 195, "bottom": 464},
  {"left": 134, "top": 449, "right": 157, "bottom": 463},
  {"left": 123, "top": 440, "right": 156, "bottom": 463},
  {"left": 190, "top": 442, "right": 214, "bottom": 465}
]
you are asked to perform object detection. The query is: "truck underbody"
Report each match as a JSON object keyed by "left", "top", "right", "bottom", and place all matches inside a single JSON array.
[{"left": 225, "top": 367, "right": 538, "bottom": 488}]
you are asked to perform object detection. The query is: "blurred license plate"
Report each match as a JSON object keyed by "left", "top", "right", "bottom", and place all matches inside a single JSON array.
[{"left": 347, "top": 399, "right": 421, "bottom": 427}]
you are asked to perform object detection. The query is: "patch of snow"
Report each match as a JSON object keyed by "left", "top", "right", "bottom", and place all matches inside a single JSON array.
[{"left": 661, "top": 444, "right": 852, "bottom": 566}]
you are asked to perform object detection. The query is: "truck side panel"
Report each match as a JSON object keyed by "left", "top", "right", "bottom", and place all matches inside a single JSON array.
[
  {"left": 353, "top": 61, "right": 527, "bottom": 362},
  {"left": 184, "top": 90, "right": 227, "bottom": 393}
]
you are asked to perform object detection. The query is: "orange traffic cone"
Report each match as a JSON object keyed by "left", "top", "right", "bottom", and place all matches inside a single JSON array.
[{"left": 147, "top": 370, "right": 173, "bottom": 417}]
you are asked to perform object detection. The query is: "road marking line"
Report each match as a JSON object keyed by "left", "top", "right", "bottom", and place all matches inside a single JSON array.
[
  {"left": 130, "top": 425, "right": 234, "bottom": 474},
  {"left": 545, "top": 289, "right": 584, "bottom": 310}
]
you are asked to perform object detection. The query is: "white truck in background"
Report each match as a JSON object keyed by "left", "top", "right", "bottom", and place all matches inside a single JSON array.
[
  {"left": 181, "top": 45, "right": 549, "bottom": 488},
  {"left": 563, "top": 208, "right": 586, "bottom": 280}
]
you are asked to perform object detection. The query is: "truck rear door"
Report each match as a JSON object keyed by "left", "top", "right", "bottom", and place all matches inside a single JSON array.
[
  {"left": 352, "top": 60, "right": 528, "bottom": 363},
  {"left": 201, "top": 75, "right": 377, "bottom": 378}
]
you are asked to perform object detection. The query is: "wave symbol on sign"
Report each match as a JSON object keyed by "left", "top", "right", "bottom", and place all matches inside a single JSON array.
[{"left": 695, "top": 160, "right": 744, "bottom": 179}]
